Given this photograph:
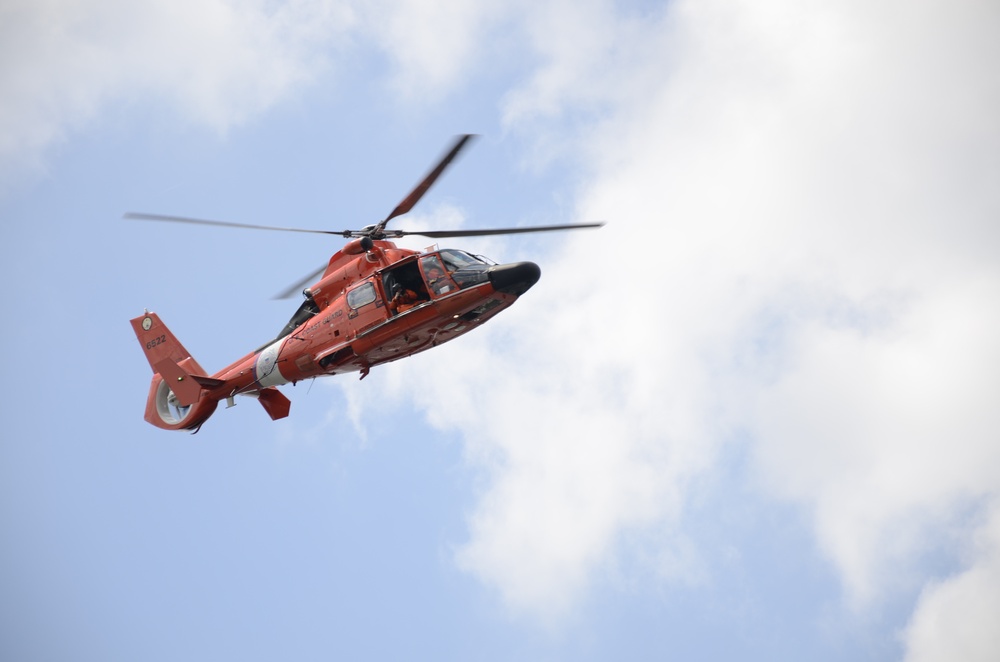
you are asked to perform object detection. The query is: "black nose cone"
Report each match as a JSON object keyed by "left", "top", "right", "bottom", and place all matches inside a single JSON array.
[{"left": 488, "top": 261, "right": 541, "bottom": 295}]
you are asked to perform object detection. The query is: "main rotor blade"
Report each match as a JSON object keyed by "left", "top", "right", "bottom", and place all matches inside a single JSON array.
[
  {"left": 272, "top": 264, "right": 328, "bottom": 299},
  {"left": 393, "top": 222, "right": 605, "bottom": 239},
  {"left": 125, "top": 212, "right": 345, "bottom": 236},
  {"left": 377, "top": 134, "right": 477, "bottom": 232}
]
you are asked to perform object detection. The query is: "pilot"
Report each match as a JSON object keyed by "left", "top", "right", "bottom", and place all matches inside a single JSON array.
[{"left": 426, "top": 265, "right": 452, "bottom": 295}]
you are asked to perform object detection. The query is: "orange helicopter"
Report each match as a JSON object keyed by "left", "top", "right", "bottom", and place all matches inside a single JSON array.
[{"left": 127, "top": 135, "right": 602, "bottom": 431}]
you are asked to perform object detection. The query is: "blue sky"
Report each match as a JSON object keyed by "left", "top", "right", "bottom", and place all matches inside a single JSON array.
[{"left": 2, "top": 1, "right": 999, "bottom": 660}]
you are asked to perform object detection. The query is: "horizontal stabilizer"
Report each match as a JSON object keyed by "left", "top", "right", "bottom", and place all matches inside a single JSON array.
[
  {"left": 191, "top": 375, "right": 227, "bottom": 389},
  {"left": 153, "top": 358, "right": 203, "bottom": 407}
]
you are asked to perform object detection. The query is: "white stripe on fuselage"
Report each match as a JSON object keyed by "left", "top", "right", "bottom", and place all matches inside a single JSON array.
[{"left": 254, "top": 338, "right": 289, "bottom": 388}]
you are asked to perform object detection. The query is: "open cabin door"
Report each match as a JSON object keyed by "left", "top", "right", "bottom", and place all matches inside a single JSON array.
[{"left": 380, "top": 259, "right": 432, "bottom": 315}]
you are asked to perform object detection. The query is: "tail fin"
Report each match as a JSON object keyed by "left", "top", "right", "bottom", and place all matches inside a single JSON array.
[{"left": 130, "top": 311, "right": 208, "bottom": 376}]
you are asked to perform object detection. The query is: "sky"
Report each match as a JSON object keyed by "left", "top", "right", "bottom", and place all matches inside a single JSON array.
[{"left": 1, "top": 0, "right": 998, "bottom": 660}]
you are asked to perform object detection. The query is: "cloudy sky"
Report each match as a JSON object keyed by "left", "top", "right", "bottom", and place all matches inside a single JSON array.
[{"left": 2, "top": 0, "right": 998, "bottom": 660}]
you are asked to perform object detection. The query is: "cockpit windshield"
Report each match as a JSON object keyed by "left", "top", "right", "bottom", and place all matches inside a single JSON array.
[
  {"left": 440, "top": 250, "right": 488, "bottom": 270},
  {"left": 437, "top": 249, "right": 492, "bottom": 290}
]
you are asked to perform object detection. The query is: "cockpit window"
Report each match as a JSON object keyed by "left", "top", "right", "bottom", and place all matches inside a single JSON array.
[{"left": 420, "top": 256, "right": 457, "bottom": 296}]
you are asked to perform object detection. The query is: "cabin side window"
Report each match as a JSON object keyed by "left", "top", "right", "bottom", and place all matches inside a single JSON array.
[{"left": 347, "top": 282, "right": 377, "bottom": 309}]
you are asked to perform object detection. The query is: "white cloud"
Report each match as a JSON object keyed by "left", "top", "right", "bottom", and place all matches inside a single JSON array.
[
  {"left": 749, "top": 276, "right": 1000, "bottom": 606},
  {"left": 343, "top": 0, "right": 1000, "bottom": 645},
  {"left": 902, "top": 502, "right": 1000, "bottom": 662},
  {"left": 0, "top": 0, "right": 355, "bottom": 181},
  {"left": 356, "top": 0, "right": 507, "bottom": 103},
  {"left": 500, "top": 0, "right": 651, "bottom": 123}
]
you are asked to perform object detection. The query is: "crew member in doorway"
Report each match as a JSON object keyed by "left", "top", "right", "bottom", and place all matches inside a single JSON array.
[{"left": 390, "top": 283, "right": 420, "bottom": 315}]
